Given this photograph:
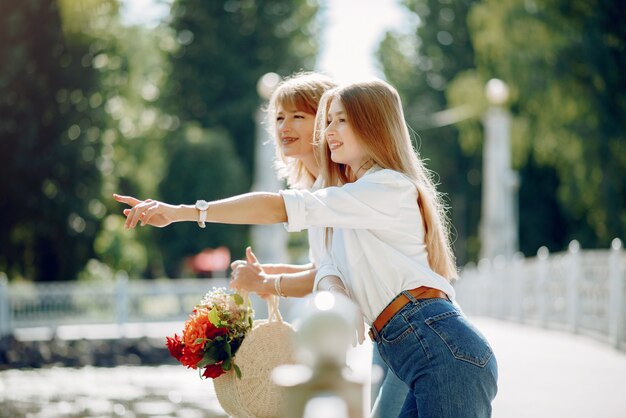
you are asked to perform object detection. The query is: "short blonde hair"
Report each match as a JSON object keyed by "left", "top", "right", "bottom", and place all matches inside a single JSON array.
[
  {"left": 266, "top": 72, "right": 336, "bottom": 189},
  {"left": 315, "top": 80, "right": 458, "bottom": 280}
]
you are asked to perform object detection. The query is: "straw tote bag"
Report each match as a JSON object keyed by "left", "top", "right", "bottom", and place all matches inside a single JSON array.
[{"left": 213, "top": 296, "right": 296, "bottom": 418}]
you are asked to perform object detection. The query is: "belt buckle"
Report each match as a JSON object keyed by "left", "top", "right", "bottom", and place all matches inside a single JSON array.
[{"left": 368, "top": 328, "right": 375, "bottom": 341}]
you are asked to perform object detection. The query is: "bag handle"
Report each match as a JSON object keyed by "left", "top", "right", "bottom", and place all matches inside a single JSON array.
[
  {"left": 237, "top": 291, "right": 282, "bottom": 323},
  {"left": 266, "top": 295, "right": 283, "bottom": 323}
]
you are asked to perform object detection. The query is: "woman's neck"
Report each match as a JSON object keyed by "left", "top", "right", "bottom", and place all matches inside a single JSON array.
[
  {"left": 300, "top": 153, "right": 320, "bottom": 179},
  {"left": 351, "top": 159, "right": 374, "bottom": 180},
  {"left": 300, "top": 154, "right": 320, "bottom": 180}
]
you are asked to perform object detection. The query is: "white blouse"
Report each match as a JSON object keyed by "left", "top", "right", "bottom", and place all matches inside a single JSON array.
[
  {"left": 306, "top": 177, "right": 325, "bottom": 267},
  {"left": 280, "top": 166, "right": 456, "bottom": 325}
]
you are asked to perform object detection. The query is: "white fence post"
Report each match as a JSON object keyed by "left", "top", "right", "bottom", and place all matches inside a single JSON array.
[
  {"left": 609, "top": 239, "right": 624, "bottom": 349},
  {"left": 537, "top": 246, "right": 549, "bottom": 327},
  {"left": 477, "top": 259, "right": 492, "bottom": 317},
  {"left": 512, "top": 252, "right": 525, "bottom": 323},
  {"left": 115, "top": 271, "right": 129, "bottom": 327},
  {"left": 567, "top": 240, "right": 581, "bottom": 333},
  {"left": 0, "top": 273, "right": 10, "bottom": 337}
]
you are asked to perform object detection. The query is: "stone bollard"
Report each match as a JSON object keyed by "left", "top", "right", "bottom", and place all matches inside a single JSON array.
[{"left": 274, "top": 292, "right": 366, "bottom": 418}]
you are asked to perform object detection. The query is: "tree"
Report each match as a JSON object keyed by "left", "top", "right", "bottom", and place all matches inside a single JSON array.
[
  {"left": 377, "top": 0, "right": 482, "bottom": 263},
  {"left": 156, "top": 125, "right": 248, "bottom": 277},
  {"left": 162, "top": 0, "right": 319, "bottom": 179},
  {"left": 0, "top": 0, "right": 115, "bottom": 281},
  {"left": 455, "top": 0, "right": 626, "bottom": 251},
  {"left": 152, "top": 0, "right": 320, "bottom": 273}
]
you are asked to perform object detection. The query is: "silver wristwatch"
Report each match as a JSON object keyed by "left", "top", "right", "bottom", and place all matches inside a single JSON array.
[{"left": 195, "top": 200, "right": 209, "bottom": 228}]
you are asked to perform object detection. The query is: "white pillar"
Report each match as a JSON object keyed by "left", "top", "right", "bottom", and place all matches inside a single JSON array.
[
  {"left": 250, "top": 73, "right": 288, "bottom": 265},
  {"left": 480, "top": 79, "right": 518, "bottom": 260}
]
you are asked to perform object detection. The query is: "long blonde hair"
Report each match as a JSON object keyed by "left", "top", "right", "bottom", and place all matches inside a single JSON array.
[
  {"left": 315, "top": 80, "right": 458, "bottom": 281},
  {"left": 266, "top": 72, "right": 337, "bottom": 189}
]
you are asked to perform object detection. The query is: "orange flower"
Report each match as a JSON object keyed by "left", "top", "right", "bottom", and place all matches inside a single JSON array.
[{"left": 183, "top": 312, "right": 212, "bottom": 355}]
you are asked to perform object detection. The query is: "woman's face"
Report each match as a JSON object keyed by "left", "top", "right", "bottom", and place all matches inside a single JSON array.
[
  {"left": 324, "top": 98, "right": 368, "bottom": 170},
  {"left": 275, "top": 104, "right": 316, "bottom": 160}
]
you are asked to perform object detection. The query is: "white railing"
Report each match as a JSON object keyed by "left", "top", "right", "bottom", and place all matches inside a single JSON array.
[
  {"left": 1, "top": 239, "right": 624, "bottom": 351},
  {"left": 0, "top": 274, "right": 232, "bottom": 336},
  {"left": 0, "top": 274, "right": 292, "bottom": 339},
  {"left": 455, "top": 239, "right": 626, "bottom": 350}
]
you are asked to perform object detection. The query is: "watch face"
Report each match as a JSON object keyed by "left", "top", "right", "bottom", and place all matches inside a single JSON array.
[{"left": 195, "top": 200, "right": 209, "bottom": 210}]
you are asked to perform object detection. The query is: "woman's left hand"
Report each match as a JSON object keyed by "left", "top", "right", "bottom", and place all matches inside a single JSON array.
[
  {"left": 230, "top": 247, "right": 272, "bottom": 298},
  {"left": 114, "top": 194, "right": 179, "bottom": 229}
]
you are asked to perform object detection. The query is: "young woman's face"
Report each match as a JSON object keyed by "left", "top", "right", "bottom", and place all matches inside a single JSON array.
[
  {"left": 324, "top": 98, "right": 368, "bottom": 170},
  {"left": 275, "top": 104, "right": 316, "bottom": 160}
]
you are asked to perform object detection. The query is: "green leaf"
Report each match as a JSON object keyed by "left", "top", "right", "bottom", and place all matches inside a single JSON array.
[
  {"left": 233, "top": 363, "right": 242, "bottom": 379},
  {"left": 196, "top": 349, "right": 219, "bottom": 368},
  {"left": 232, "top": 293, "right": 244, "bottom": 305},
  {"left": 224, "top": 341, "right": 232, "bottom": 358},
  {"left": 222, "top": 357, "right": 231, "bottom": 370},
  {"left": 208, "top": 306, "right": 220, "bottom": 327}
]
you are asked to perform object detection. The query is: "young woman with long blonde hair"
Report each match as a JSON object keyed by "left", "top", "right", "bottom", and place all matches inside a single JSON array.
[
  {"left": 226, "top": 73, "right": 410, "bottom": 417},
  {"left": 116, "top": 79, "right": 497, "bottom": 417}
]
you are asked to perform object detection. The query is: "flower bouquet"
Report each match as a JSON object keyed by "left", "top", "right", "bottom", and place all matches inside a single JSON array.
[{"left": 166, "top": 288, "right": 253, "bottom": 379}]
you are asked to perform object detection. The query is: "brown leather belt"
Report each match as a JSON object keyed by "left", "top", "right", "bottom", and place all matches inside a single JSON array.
[{"left": 369, "top": 286, "right": 448, "bottom": 341}]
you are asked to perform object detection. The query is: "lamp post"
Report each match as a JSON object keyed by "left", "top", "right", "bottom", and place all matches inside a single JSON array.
[
  {"left": 480, "top": 79, "right": 519, "bottom": 261},
  {"left": 251, "top": 72, "right": 288, "bottom": 265}
]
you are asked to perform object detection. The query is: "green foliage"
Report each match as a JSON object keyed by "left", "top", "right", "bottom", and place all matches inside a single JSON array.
[
  {"left": 378, "top": 0, "right": 482, "bottom": 263},
  {"left": 383, "top": 0, "right": 625, "bottom": 258},
  {"left": 0, "top": 0, "right": 110, "bottom": 281},
  {"left": 462, "top": 0, "right": 626, "bottom": 251},
  {"left": 156, "top": 126, "right": 248, "bottom": 277},
  {"left": 162, "top": 0, "right": 319, "bottom": 180},
  {"left": 153, "top": 0, "right": 320, "bottom": 275}
]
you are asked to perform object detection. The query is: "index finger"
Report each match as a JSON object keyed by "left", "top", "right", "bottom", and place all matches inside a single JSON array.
[{"left": 113, "top": 193, "right": 142, "bottom": 207}]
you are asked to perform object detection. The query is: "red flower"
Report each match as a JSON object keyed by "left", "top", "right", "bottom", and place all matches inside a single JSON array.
[
  {"left": 202, "top": 363, "right": 226, "bottom": 379},
  {"left": 206, "top": 325, "right": 228, "bottom": 340},
  {"left": 166, "top": 334, "right": 184, "bottom": 361},
  {"left": 180, "top": 351, "right": 203, "bottom": 369}
]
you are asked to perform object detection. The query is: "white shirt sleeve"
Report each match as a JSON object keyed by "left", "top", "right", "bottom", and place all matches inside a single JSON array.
[
  {"left": 314, "top": 259, "right": 342, "bottom": 291},
  {"left": 279, "top": 170, "right": 416, "bottom": 232},
  {"left": 314, "top": 258, "right": 350, "bottom": 295}
]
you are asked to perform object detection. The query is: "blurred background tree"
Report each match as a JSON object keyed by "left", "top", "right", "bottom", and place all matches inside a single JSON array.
[
  {"left": 0, "top": 0, "right": 321, "bottom": 282},
  {"left": 151, "top": 0, "right": 320, "bottom": 274},
  {"left": 377, "top": 0, "right": 482, "bottom": 264},
  {"left": 0, "top": 0, "right": 113, "bottom": 281},
  {"left": 162, "top": 0, "right": 319, "bottom": 177},
  {"left": 155, "top": 125, "right": 247, "bottom": 277},
  {"left": 2, "top": 0, "right": 623, "bottom": 282},
  {"left": 381, "top": 0, "right": 625, "bottom": 261},
  {"left": 448, "top": 0, "right": 626, "bottom": 254}
]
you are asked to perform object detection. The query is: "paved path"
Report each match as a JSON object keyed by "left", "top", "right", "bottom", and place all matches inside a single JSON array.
[
  {"left": 2, "top": 317, "right": 625, "bottom": 417},
  {"left": 471, "top": 317, "right": 626, "bottom": 418}
]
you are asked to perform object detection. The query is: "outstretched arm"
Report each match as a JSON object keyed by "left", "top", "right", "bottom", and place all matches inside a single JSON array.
[{"left": 114, "top": 192, "right": 287, "bottom": 229}]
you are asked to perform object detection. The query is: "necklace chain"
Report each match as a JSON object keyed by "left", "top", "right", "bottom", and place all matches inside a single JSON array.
[{"left": 355, "top": 159, "right": 373, "bottom": 177}]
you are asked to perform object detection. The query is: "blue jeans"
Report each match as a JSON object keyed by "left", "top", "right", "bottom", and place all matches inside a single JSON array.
[
  {"left": 372, "top": 292, "right": 498, "bottom": 418},
  {"left": 371, "top": 343, "right": 409, "bottom": 418}
]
